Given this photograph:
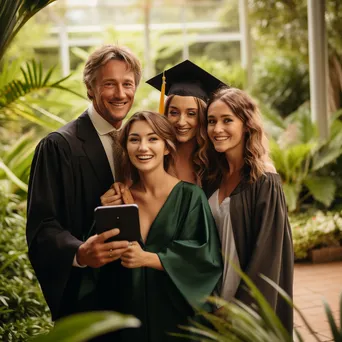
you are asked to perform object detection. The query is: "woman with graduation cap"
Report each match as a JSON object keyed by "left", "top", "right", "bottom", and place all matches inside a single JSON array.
[
  {"left": 146, "top": 60, "right": 225, "bottom": 188},
  {"left": 206, "top": 87, "right": 294, "bottom": 334}
]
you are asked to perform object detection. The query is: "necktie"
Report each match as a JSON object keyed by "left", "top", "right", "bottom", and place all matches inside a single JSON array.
[{"left": 108, "top": 130, "right": 124, "bottom": 182}]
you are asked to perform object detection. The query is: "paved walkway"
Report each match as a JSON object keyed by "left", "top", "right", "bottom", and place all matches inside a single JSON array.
[{"left": 294, "top": 261, "right": 342, "bottom": 342}]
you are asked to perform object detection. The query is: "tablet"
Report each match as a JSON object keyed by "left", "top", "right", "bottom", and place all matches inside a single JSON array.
[{"left": 94, "top": 204, "right": 141, "bottom": 242}]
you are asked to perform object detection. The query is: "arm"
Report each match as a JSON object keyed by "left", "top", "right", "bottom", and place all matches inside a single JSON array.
[
  {"left": 120, "top": 242, "right": 164, "bottom": 270},
  {"left": 121, "top": 241, "right": 164, "bottom": 271},
  {"left": 235, "top": 175, "right": 293, "bottom": 332},
  {"left": 26, "top": 136, "right": 130, "bottom": 318},
  {"left": 157, "top": 189, "right": 223, "bottom": 308}
]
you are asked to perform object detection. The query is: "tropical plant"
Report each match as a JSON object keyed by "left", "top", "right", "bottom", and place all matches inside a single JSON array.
[
  {"left": 0, "top": 1, "right": 87, "bottom": 193},
  {"left": 0, "top": 59, "right": 82, "bottom": 129},
  {"left": 31, "top": 311, "right": 140, "bottom": 342},
  {"left": 0, "top": 0, "right": 57, "bottom": 62},
  {"left": 266, "top": 106, "right": 342, "bottom": 211},
  {"left": 0, "top": 130, "right": 40, "bottom": 193},
  {"left": 176, "top": 268, "right": 342, "bottom": 342},
  {"left": 0, "top": 59, "right": 86, "bottom": 193}
]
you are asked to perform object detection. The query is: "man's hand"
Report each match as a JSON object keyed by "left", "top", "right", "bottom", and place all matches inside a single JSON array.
[
  {"left": 100, "top": 182, "right": 125, "bottom": 206},
  {"left": 120, "top": 241, "right": 147, "bottom": 268},
  {"left": 76, "top": 229, "right": 129, "bottom": 268}
]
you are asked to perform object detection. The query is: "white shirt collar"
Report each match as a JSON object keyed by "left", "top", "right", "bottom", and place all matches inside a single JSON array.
[{"left": 88, "top": 103, "right": 122, "bottom": 135}]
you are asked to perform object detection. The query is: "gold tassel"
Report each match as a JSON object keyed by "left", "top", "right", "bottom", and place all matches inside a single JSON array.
[{"left": 158, "top": 72, "right": 166, "bottom": 114}]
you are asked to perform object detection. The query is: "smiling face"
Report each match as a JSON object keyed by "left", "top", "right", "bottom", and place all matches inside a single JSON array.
[
  {"left": 127, "top": 120, "right": 169, "bottom": 174},
  {"left": 166, "top": 95, "right": 199, "bottom": 143},
  {"left": 207, "top": 99, "right": 245, "bottom": 155},
  {"left": 88, "top": 59, "right": 136, "bottom": 128}
]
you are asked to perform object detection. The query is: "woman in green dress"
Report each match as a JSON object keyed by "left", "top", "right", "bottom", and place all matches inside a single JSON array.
[{"left": 100, "top": 110, "right": 222, "bottom": 342}]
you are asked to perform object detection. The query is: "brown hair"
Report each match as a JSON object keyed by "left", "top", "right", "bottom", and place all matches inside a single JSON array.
[
  {"left": 119, "top": 111, "right": 177, "bottom": 184},
  {"left": 164, "top": 95, "right": 209, "bottom": 184},
  {"left": 83, "top": 44, "right": 142, "bottom": 100},
  {"left": 207, "top": 87, "right": 272, "bottom": 183}
]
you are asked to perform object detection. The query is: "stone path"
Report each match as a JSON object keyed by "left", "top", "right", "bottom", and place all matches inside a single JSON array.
[{"left": 294, "top": 261, "right": 342, "bottom": 341}]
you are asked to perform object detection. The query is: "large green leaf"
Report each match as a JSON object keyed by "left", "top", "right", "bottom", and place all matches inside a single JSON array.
[
  {"left": 286, "top": 143, "right": 314, "bottom": 178},
  {"left": 0, "top": 158, "right": 28, "bottom": 192},
  {"left": 31, "top": 311, "right": 140, "bottom": 342},
  {"left": 282, "top": 183, "right": 299, "bottom": 212},
  {"left": 269, "top": 140, "right": 289, "bottom": 180},
  {"left": 304, "top": 176, "right": 336, "bottom": 207},
  {"left": 311, "top": 147, "right": 342, "bottom": 171},
  {"left": 1, "top": 131, "right": 37, "bottom": 180}
]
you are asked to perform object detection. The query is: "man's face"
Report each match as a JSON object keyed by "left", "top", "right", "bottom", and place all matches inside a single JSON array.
[{"left": 88, "top": 59, "right": 136, "bottom": 128}]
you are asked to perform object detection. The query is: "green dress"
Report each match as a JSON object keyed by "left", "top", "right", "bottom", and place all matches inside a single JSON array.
[{"left": 98, "top": 181, "right": 222, "bottom": 342}]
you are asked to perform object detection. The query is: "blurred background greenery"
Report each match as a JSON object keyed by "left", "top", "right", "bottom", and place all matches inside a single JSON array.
[{"left": 0, "top": 0, "right": 342, "bottom": 340}]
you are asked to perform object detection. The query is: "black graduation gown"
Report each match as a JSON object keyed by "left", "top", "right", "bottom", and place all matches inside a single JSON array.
[
  {"left": 26, "top": 111, "right": 114, "bottom": 320},
  {"left": 211, "top": 173, "right": 294, "bottom": 333}
]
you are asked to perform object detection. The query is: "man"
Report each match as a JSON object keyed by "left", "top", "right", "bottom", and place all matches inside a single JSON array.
[{"left": 26, "top": 45, "right": 142, "bottom": 320}]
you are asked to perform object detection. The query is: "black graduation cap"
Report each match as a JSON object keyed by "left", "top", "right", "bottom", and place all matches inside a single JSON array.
[{"left": 146, "top": 60, "right": 225, "bottom": 112}]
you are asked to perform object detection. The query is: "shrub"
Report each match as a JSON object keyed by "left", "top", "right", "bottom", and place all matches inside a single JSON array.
[
  {"left": 290, "top": 210, "right": 342, "bottom": 260},
  {"left": 0, "top": 190, "right": 52, "bottom": 341}
]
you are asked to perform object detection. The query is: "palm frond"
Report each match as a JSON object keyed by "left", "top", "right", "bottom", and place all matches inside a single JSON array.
[
  {"left": 0, "top": 60, "right": 84, "bottom": 128},
  {"left": 31, "top": 311, "right": 140, "bottom": 342},
  {"left": 323, "top": 298, "right": 341, "bottom": 341},
  {"left": 3, "top": 103, "right": 63, "bottom": 130},
  {"left": 0, "top": 60, "right": 84, "bottom": 108},
  {"left": 70, "top": 46, "right": 90, "bottom": 61},
  {"left": 0, "top": 59, "right": 22, "bottom": 88},
  {"left": 0, "top": 131, "right": 39, "bottom": 188},
  {"left": 0, "top": 0, "right": 57, "bottom": 61},
  {"left": 0, "top": 158, "right": 28, "bottom": 192},
  {"left": 178, "top": 265, "right": 293, "bottom": 342}
]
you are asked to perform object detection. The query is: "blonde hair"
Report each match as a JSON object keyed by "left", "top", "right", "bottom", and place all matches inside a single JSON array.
[
  {"left": 119, "top": 111, "right": 177, "bottom": 184},
  {"left": 83, "top": 44, "right": 142, "bottom": 99},
  {"left": 164, "top": 95, "right": 209, "bottom": 184},
  {"left": 207, "top": 87, "right": 272, "bottom": 184}
]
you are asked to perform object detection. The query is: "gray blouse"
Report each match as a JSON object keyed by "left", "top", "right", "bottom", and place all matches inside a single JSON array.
[{"left": 209, "top": 189, "right": 241, "bottom": 302}]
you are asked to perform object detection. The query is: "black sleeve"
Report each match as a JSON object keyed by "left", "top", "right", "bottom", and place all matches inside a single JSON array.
[
  {"left": 26, "top": 134, "right": 82, "bottom": 318},
  {"left": 236, "top": 175, "right": 294, "bottom": 333}
]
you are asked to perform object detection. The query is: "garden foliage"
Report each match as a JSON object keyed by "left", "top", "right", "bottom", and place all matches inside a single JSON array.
[
  {"left": 0, "top": 190, "right": 52, "bottom": 341},
  {"left": 290, "top": 210, "right": 342, "bottom": 260}
]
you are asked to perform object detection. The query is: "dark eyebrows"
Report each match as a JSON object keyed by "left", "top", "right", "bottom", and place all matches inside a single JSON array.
[
  {"left": 169, "top": 106, "right": 197, "bottom": 111},
  {"left": 102, "top": 77, "right": 134, "bottom": 83},
  {"left": 128, "top": 132, "right": 157, "bottom": 137},
  {"left": 208, "top": 114, "right": 233, "bottom": 118}
]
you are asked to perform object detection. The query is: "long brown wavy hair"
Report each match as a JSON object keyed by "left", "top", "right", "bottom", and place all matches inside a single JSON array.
[
  {"left": 164, "top": 95, "right": 209, "bottom": 184},
  {"left": 207, "top": 87, "right": 272, "bottom": 184},
  {"left": 119, "top": 111, "right": 177, "bottom": 184}
]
